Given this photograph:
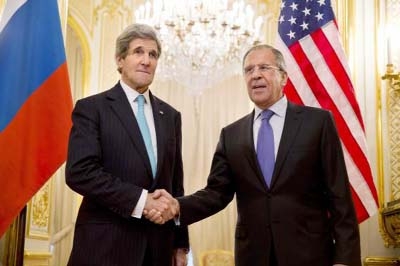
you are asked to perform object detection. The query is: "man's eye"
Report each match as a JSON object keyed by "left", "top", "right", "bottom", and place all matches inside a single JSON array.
[{"left": 244, "top": 67, "right": 253, "bottom": 74}]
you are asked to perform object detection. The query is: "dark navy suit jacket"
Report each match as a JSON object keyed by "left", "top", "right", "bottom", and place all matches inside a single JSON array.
[
  {"left": 66, "top": 83, "right": 189, "bottom": 266},
  {"left": 178, "top": 102, "right": 360, "bottom": 266}
]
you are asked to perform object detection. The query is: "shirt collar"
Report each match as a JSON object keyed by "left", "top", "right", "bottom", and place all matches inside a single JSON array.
[
  {"left": 254, "top": 95, "right": 288, "bottom": 121},
  {"left": 120, "top": 80, "right": 151, "bottom": 104}
]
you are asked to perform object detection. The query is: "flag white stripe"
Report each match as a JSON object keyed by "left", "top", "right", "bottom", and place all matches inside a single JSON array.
[
  {"left": 342, "top": 144, "right": 378, "bottom": 216},
  {"left": 278, "top": 30, "right": 377, "bottom": 217},
  {"left": 276, "top": 36, "right": 320, "bottom": 107},
  {"left": 322, "top": 23, "right": 352, "bottom": 79},
  {"left": 299, "top": 35, "right": 368, "bottom": 154},
  {"left": 0, "top": 0, "right": 27, "bottom": 33}
]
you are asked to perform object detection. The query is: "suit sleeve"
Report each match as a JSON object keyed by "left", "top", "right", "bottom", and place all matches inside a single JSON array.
[
  {"left": 65, "top": 99, "right": 143, "bottom": 218},
  {"left": 321, "top": 112, "right": 361, "bottom": 265},
  {"left": 171, "top": 112, "right": 190, "bottom": 248}
]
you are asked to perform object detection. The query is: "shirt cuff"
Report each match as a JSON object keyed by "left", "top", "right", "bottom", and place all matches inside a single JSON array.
[
  {"left": 131, "top": 189, "right": 148, "bottom": 218},
  {"left": 174, "top": 215, "right": 181, "bottom": 226}
]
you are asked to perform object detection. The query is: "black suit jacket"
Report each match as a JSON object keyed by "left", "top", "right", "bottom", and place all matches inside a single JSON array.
[
  {"left": 178, "top": 102, "right": 360, "bottom": 266},
  {"left": 66, "top": 83, "right": 189, "bottom": 266}
]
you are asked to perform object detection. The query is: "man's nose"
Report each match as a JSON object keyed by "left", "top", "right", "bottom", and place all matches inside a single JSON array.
[
  {"left": 251, "top": 69, "right": 262, "bottom": 78},
  {"left": 141, "top": 54, "right": 150, "bottom": 65}
]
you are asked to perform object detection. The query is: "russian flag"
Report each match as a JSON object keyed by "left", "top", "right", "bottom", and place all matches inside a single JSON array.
[{"left": 0, "top": 0, "right": 73, "bottom": 236}]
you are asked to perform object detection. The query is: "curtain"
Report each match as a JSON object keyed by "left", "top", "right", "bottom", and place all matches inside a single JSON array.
[{"left": 151, "top": 75, "right": 252, "bottom": 264}]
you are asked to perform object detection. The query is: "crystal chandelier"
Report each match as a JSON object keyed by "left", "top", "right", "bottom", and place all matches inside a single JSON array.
[{"left": 135, "top": 0, "right": 264, "bottom": 95}]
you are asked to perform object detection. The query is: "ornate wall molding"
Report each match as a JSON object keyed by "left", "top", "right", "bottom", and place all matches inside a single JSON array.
[
  {"left": 67, "top": 12, "right": 92, "bottom": 99},
  {"left": 94, "top": 0, "right": 131, "bottom": 24},
  {"left": 26, "top": 182, "right": 51, "bottom": 240},
  {"left": 24, "top": 251, "right": 52, "bottom": 266},
  {"left": 365, "top": 257, "right": 400, "bottom": 265},
  {"left": 387, "top": 0, "right": 400, "bottom": 201},
  {"left": 379, "top": 0, "right": 400, "bottom": 248}
]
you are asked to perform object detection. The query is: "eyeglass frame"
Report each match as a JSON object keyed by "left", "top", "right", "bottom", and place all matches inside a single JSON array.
[{"left": 243, "top": 64, "right": 283, "bottom": 76}]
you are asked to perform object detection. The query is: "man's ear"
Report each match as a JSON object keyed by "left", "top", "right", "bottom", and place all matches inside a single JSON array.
[
  {"left": 281, "top": 72, "right": 288, "bottom": 86},
  {"left": 116, "top": 56, "right": 122, "bottom": 66}
]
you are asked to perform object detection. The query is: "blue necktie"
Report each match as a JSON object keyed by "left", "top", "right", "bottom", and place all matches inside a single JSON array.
[
  {"left": 136, "top": 95, "right": 156, "bottom": 177},
  {"left": 256, "top": 109, "right": 275, "bottom": 187}
]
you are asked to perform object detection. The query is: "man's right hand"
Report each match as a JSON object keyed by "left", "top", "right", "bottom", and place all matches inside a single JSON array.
[{"left": 143, "top": 189, "right": 179, "bottom": 224}]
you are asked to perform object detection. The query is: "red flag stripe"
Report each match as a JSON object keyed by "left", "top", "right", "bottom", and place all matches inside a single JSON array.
[
  {"left": 0, "top": 64, "right": 72, "bottom": 236},
  {"left": 277, "top": 37, "right": 320, "bottom": 107},
  {"left": 277, "top": 36, "right": 378, "bottom": 218},
  {"left": 350, "top": 186, "right": 370, "bottom": 223},
  {"left": 277, "top": 0, "right": 378, "bottom": 223},
  {"left": 299, "top": 25, "right": 378, "bottom": 211},
  {"left": 342, "top": 144, "right": 378, "bottom": 216},
  {"left": 283, "top": 79, "right": 304, "bottom": 105},
  {"left": 315, "top": 25, "right": 365, "bottom": 129},
  {"left": 296, "top": 33, "right": 370, "bottom": 164}
]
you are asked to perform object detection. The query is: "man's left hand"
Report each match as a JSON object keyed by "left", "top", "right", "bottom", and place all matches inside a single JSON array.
[{"left": 173, "top": 248, "right": 188, "bottom": 266}]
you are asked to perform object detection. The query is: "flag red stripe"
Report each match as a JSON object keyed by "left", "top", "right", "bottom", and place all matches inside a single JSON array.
[
  {"left": 311, "top": 29, "right": 365, "bottom": 129},
  {"left": 303, "top": 33, "right": 378, "bottom": 206},
  {"left": 283, "top": 79, "right": 304, "bottom": 105},
  {"left": 351, "top": 186, "right": 369, "bottom": 223},
  {"left": 289, "top": 42, "right": 378, "bottom": 209},
  {"left": 0, "top": 64, "right": 72, "bottom": 236},
  {"left": 289, "top": 42, "right": 335, "bottom": 108},
  {"left": 277, "top": 1, "right": 378, "bottom": 222}
]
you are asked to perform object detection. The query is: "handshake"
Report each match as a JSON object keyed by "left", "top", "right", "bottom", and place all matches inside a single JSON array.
[{"left": 143, "top": 189, "right": 180, "bottom": 224}]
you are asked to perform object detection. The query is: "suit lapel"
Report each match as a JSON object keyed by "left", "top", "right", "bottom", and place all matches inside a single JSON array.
[
  {"left": 271, "top": 102, "right": 303, "bottom": 187},
  {"left": 106, "top": 84, "right": 153, "bottom": 177}
]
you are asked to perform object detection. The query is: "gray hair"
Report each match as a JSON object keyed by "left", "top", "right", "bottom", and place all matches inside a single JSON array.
[
  {"left": 115, "top": 23, "right": 162, "bottom": 60},
  {"left": 242, "top": 44, "right": 287, "bottom": 73}
]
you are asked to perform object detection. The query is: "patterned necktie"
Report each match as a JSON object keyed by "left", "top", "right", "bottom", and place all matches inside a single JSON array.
[
  {"left": 256, "top": 109, "right": 275, "bottom": 187},
  {"left": 136, "top": 95, "right": 156, "bottom": 177}
]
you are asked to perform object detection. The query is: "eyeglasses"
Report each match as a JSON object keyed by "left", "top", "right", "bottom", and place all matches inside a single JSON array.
[{"left": 244, "top": 64, "right": 282, "bottom": 76}]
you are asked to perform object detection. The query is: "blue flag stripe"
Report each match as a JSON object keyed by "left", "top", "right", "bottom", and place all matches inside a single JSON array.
[{"left": 0, "top": 0, "right": 66, "bottom": 131}]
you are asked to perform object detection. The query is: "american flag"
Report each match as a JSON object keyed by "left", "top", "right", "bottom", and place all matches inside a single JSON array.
[{"left": 276, "top": 0, "right": 378, "bottom": 222}]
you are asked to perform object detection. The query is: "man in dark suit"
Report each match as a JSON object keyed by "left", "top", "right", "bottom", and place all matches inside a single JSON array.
[
  {"left": 148, "top": 44, "right": 361, "bottom": 266},
  {"left": 65, "top": 23, "right": 189, "bottom": 266}
]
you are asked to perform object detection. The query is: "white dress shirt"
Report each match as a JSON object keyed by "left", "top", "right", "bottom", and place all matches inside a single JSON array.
[{"left": 120, "top": 80, "right": 157, "bottom": 218}]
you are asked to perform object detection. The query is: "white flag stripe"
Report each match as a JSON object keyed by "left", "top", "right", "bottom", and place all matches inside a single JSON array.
[
  {"left": 0, "top": 0, "right": 27, "bottom": 33},
  {"left": 322, "top": 23, "right": 352, "bottom": 79},
  {"left": 342, "top": 143, "right": 378, "bottom": 216},
  {"left": 276, "top": 36, "right": 320, "bottom": 107},
  {"left": 277, "top": 0, "right": 378, "bottom": 221},
  {"left": 299, "top": 35, "right": 368, "bottom": 153},
  {"left": 279, "top": 31, "right": 375, "bottom": 215},
  {"left": 285, "top": 35, "right": 375, "bottom": 214},
  {"left": 322, "top": 25, "right": 373, "bottom": 179}
]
